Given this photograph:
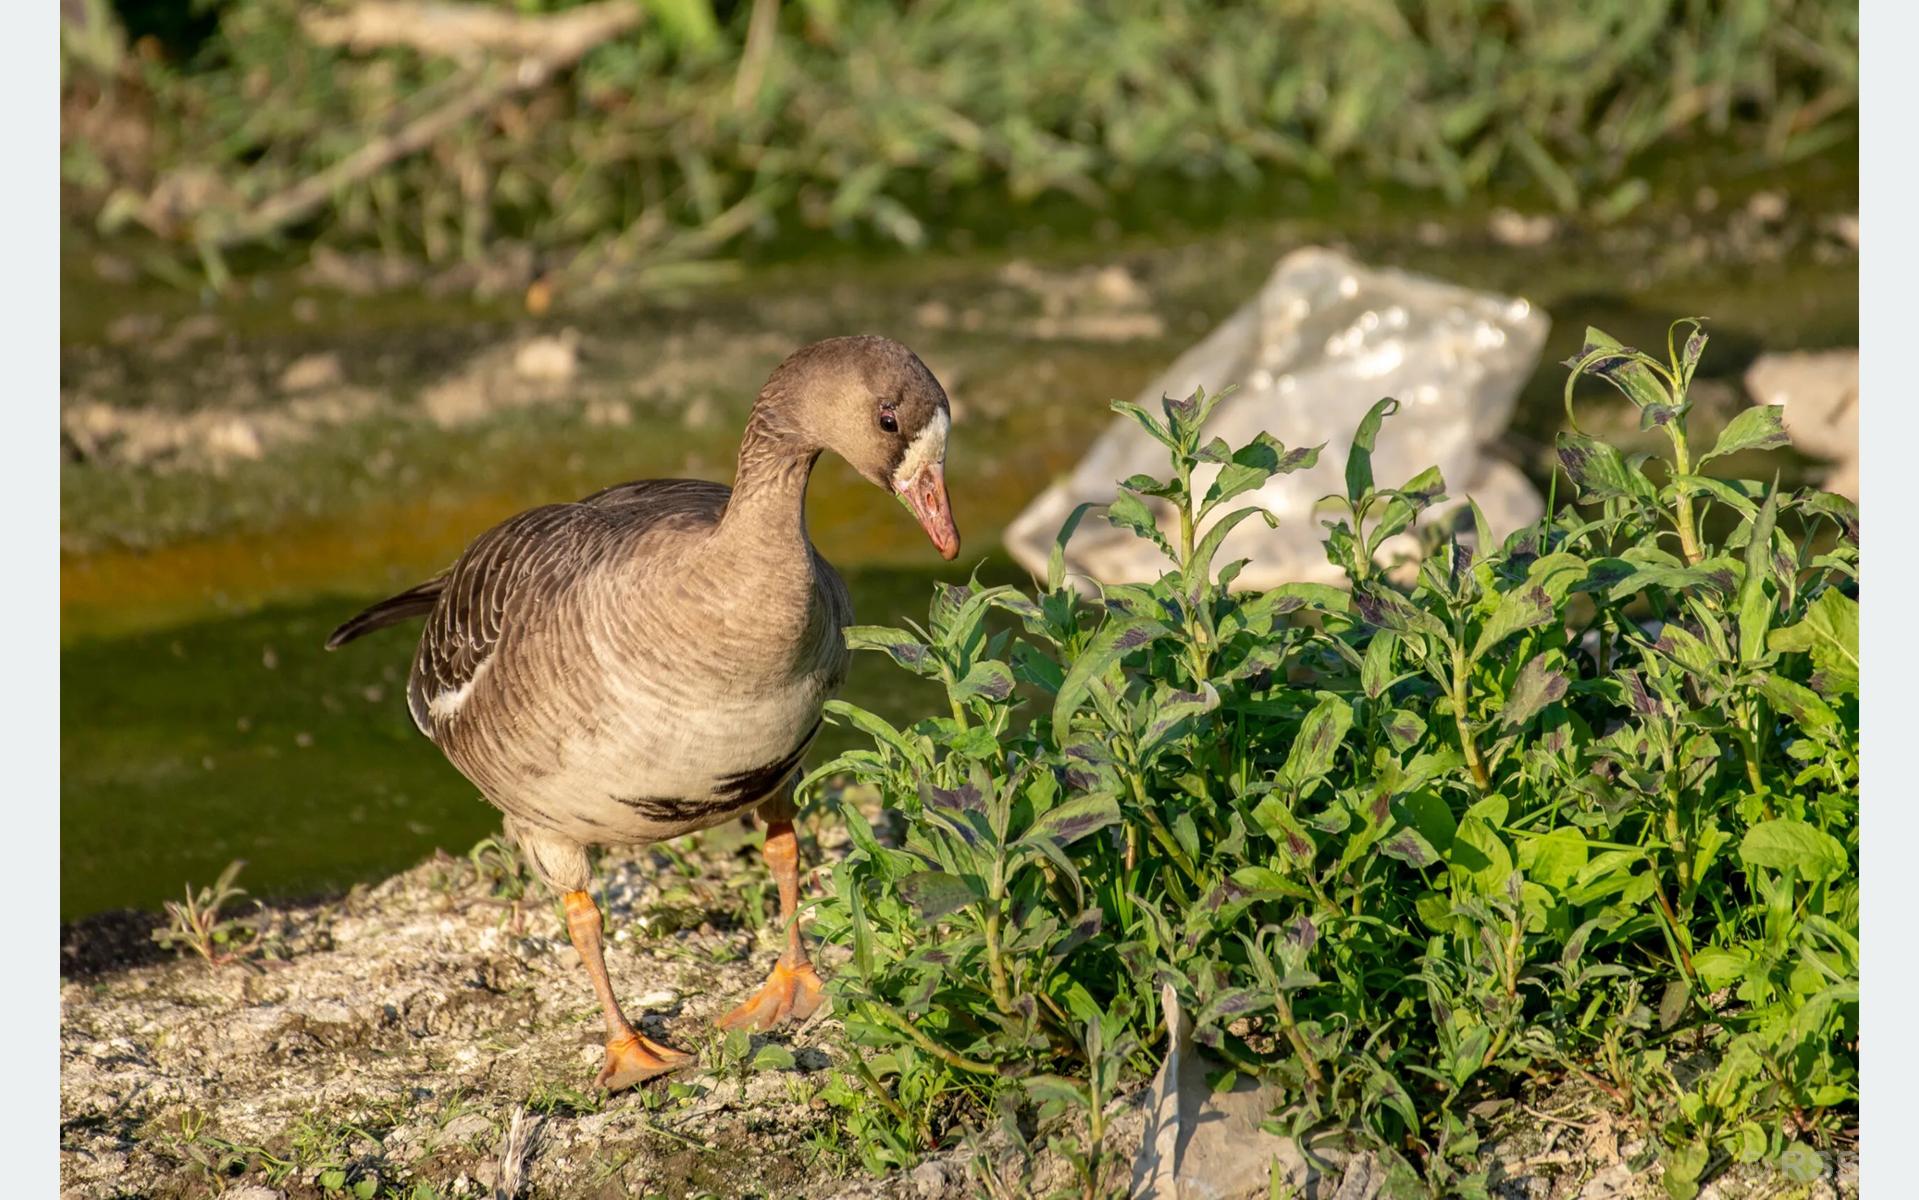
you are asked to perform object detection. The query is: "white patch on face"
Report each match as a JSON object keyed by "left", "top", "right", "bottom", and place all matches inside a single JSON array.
[{"left": 892, "top": 408, "right": 950, "bottom": 489}]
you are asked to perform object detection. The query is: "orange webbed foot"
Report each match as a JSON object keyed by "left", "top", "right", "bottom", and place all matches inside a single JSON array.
[
  {"left": 716, "top": 959, "right": 825, "bottom": 1032},
  {"left": 597, "top": 1030, "right": 694, "bottom": 1092}
]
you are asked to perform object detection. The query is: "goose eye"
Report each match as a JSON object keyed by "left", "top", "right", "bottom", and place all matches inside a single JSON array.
[{"left": 878, "top": 410, "right": 900, "bottom": 433}]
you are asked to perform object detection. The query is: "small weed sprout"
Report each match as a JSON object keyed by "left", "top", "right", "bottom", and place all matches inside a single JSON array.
[{"left": 151, "top": 859, "right": 257, "bottom": 967}]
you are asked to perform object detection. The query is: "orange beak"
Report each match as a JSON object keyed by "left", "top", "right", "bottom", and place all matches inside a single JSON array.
[{"left": 898, "top": 463, "right": 960, "bottom": 560}]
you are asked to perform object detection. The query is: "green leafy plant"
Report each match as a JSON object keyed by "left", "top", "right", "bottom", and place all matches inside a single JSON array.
[
  {"left": 151, "top": 858, "right": 259, "bottom": 967},
  {"left": 805, "top": 320, "right": 1857, "bottom": 1196},
  {"left": 63, "top": 0, "right": 1856, "bottom": 284}
]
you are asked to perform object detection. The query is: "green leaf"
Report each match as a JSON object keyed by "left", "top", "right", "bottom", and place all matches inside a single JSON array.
[
  {"left": 751, "top": 1042, "right": 798, "bottom": 1071},
  {"left": 1106, "top": 491, "right": 1174, "bottom": 560},
  {"left": 1754, "top": 674, "right": 1841, "bottom": 735},
  {"left": 1361, "top": 632, "right": 1400, "bottom": 699},
  {"left": 1202, "top": 433, "right": 1311, "bottom": 516},
  {"left": 1382, "top": 708, "right": 1427, "bottom": 752},
  {"left": 1252, "top": 794, "right": 1317, "bottom": 866},
  {"left": 1048, "top": 502, "right": 1098, "bottom": 592},
  {"left": 820, "top": 700, "right": 923, "bottom": 764},
  {"left": 1053, "top": 617, "right": 1168, "bottom": 730},
  {"left": 1111, "top": 399, "right": 1174, "bottom": 449},
  {"left": 1738, "top": 490, "right": 1781, "bottom": 664},
  {"left": 1353, "top": 584, "right": 1449, "bottom": 641},
  {"left": 1556, "top": 432, "right": 1656, "bottom": 503},
  {"left": 1380, "top": 828, "right": 1440, "bottom": 869},
  {"left": 1023, "top": 1073, "right": 1090, "bottom": 1111},
  {"left": 1521, "top": 827, "right": 1587, "bottom": 891},
  {"left": 897, "top": 870, "right": 980, "bottom": 920},
  {"left": 1769, "top": 588, "right": 1858, "bottom": 697},
  {"left": 843, "top": 626, "right": 938, "bottom": 676},
  {"left": 1603, "top": 556, "right": 1743, "bottom": 603},
  {"left": 1020, "top": 792, "right": 1122, "bottom": 849},
  {"left": 1278, "top": 695, "right": 1353, "bottom": 792},
  {"left": 1189, "top": 504, "right": 1277, "bottom": 588},
  {"left": 1569, "top": 327, "right": 1671, "bottom": 412},
  {"left": 1346, "top": 397, "right": 1400, "bottom": 501},
  {"left": 1700, "top": 405, "right": 1791, "bottom": 465},
  {"left": 1449, "top": 816, "right": 1514, "bottom": 896},
  {"left": 642, "top": 0, "right": 723, "bottom": 53},
  {"left": 1228, "top": 582, "right": 1349, "bottom": 635},
  {"left": 1369, "top": 465, "right": 1446, "bottom": 550},
  {"left": 1138, "top": 684, "right": 1220, "bottom": 759},
  {"left": 952, "top": 660, "right": 1015, "bottom": 705},
  {"left": 1497, "top": 653, "right": 1568, "bottom": 728},
  {"left": 1654, "top": 624, "right": 1718, "bottom": 678},
  {"left": 1739, "top": 819, "right": 1847, "bottom": 882},
  {"left": 1471, "top": 584, "right": 1555, "bottom": 660},
  {"left": 1692, "top": 947, "right": 1750, "bottom": 990}
]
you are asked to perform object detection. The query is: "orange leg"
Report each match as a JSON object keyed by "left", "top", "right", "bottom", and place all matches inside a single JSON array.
[
  {"left": 562, "top": 889, "right": 693, "bottom": 1090},
  {"left": 717, "top": 819, "right": 825, "bottom": 1031}
]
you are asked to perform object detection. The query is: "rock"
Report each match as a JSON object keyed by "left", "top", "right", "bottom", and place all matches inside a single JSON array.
[
  {"left": 421, "top": 376, "right": 489, "bottom": 429},
  {"left": 440, "top": 1112, "right": 494, "bottom": 1144},
  {"left": 1488, "top": 207, "right": 1557, "bottom": 247},
  {"left": 513, "top": 332, "right": 579, "bottom": 383},
  {"left": 583, "top": 398, "right": 632, "bottom": 428},
  {"left": 1132, "top": 982, "right": 1377, "bottom": 1199},
  {"left": 910, "top": 1160, "right": 947, "bottom": 1198},
  {"left": 279, "top": 352, "right": 345, "bottom": 394},
  {"left": 220, "top": 1186, "right": 285, "bottom": 1200},
  {"left": 106, "top": 313, "right": 163, "bottom": 345},
  {"left": 1821, "top": 213, "right": 1860, "bottom": 249},
  {"left": 1747, "top": 189, "right": 1789, "bottom": 224},
  {"left": 1744, "top": 349, "right": 1858, "bottom": 500},
  {"left": 1005, "top": 247, "right": 1548, "bottom": 590}
]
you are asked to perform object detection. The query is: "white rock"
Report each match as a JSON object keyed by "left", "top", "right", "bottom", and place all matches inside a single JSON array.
[
  {"left": 279, "top": 352, "right": 344, "bottom": 393},
  {"left": 1745, "top": 349, "right": 1858, "bottom": 464},
  {"left": 514, "top": 332, "right": 579, "bottom": 383},
  {"left": 1005, "top": 247, "right": 1548, "bottom": 590}
]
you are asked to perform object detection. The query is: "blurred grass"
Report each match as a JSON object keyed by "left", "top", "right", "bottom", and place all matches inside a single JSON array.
[{"left": 63, "top": 0, "right": 1857, "bottom": 278}]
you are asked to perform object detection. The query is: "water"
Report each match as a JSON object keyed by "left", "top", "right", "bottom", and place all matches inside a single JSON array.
[{"left": 61, "top": 152, "right": 1858, "bottom": 918}]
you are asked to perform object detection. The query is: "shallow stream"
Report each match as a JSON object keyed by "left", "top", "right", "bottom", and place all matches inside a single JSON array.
[{"left": 61, "top": 151, "right": 1858, "bottom": 918}]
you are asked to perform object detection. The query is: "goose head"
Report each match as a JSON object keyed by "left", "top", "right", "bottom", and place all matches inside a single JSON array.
[{"left": 763, "top": 335, "right": 960, "bottom": 560}]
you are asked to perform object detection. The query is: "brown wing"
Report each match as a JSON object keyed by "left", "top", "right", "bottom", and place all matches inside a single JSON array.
[{"left": 407, "top": 479, "right": 732, "bottom": 739}]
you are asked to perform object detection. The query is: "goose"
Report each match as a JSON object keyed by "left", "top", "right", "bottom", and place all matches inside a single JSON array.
[{"left": 327, "top": 335, "right": 958, "bottom": 1091}]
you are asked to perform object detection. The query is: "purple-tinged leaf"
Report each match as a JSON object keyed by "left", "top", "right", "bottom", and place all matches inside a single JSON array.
[
  {"left": 1354, "top": 585, "right": 1448, "bottom": 640},
  {"left": 1556, "top": 432, "right": 1655, "bottom": 503},
  {"left": 1700, "top": 405, "right": 1791, "bottom": 466},
  {"left": 953, "top": 660, "right": 1016, "bottom": 704},
  {"left": 1382, "top": 828, "right": 1440, "bottom": 868},
  {"left": 1019, "top": 792, "right": 1122, "bottom": 849},
  {"left": 1278, "top": 694, "right": 1354, "bottom": 791},
  {"left": 898, "top": 870, "right": 980, "bottom": 920},
  {"left": 928, "top": 782, "right": 984, "bottom": 812},
  {"left": 1497, "top": 654, "right": 1569, "bottom": 729}
]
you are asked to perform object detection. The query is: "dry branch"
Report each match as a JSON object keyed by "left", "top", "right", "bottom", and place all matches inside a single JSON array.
[
  {"left": 193, "top": 0, "right": 642, "bottom": 252},
  {"left": 303, "top": 0, "right": 635, "bottom": 61}
]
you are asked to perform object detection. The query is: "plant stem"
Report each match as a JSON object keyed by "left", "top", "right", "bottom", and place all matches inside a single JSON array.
[
  {"left": 1127, "top": 771, "right": 1199, "bottom": 895},
  {"left": 1271, "top": 986, "right": 1325, "bottom": 1090},
  {"left": 1178, "top": 459, "right": 1195, "bottom": 566},
  {"left": 981, "top": 907, "right": 1015, "bottom": 1017},
  {"left": 1451, "top": 641, "right": 1491, "bottom": 791},
  {"left": 846, "top": 1049, "right": 927, "bottom": 1143},
  {"left": 1667, "top": 426, "right": 1704, "bottom": 566},
  {"left": 873, "top": 1005, "right": 1003, "bottom": 1076}
]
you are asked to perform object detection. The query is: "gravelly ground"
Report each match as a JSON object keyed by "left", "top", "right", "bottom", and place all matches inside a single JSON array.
[{"left": 59, "top": 822, "right": 1856, "bottom": 1200}]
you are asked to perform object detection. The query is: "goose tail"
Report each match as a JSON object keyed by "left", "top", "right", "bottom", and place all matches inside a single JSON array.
[{"left": 325, "top": 578, "right": 445, "bottom": 650}]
